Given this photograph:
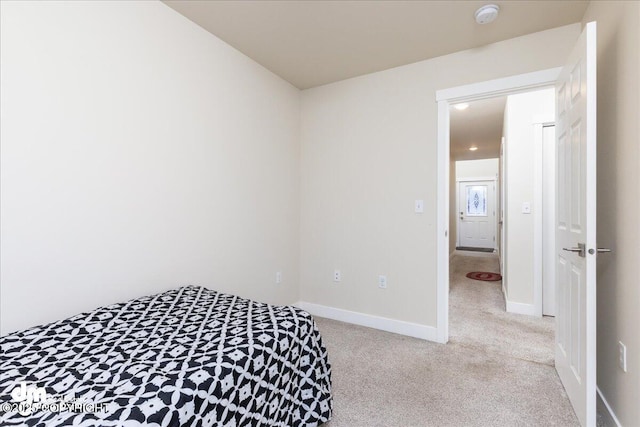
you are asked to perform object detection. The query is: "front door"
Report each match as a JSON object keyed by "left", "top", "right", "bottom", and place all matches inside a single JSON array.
[
  {"left": 458, "top": 180, "right": 495, "bottom": 250},
  {"left": 555, "top": 21, "right": 597, "bottom": 427}
]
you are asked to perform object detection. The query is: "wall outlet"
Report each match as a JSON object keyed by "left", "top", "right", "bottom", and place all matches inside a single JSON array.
[
  {"left": 276, "top": 271, "right": 282, "bottom": 284},
  {"left": 378, "top": 275, "right": 387, "bottom": 289},
  {"left": 618, "top": 341, "right": 627, "bottom": 372},
  {"left": 333, "top": 270, "right": 341, "bottom": 282}
]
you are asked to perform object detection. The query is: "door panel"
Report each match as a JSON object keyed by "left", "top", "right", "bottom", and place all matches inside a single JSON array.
[
  {"left": 555, "top": 21, "right": 596, "bottom": 427},
  {"left": 457, "top": 180, "right": 495, "bottom": 249},
  {"left": 557, "top": 255, "right": 568, "bottom": 353}
]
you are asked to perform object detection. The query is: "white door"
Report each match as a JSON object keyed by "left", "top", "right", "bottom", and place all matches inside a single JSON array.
[
  {"left": 543, "top": 125, "right": 556, "bottom": 316},
  {"left": 457, "top": 180, "right": 495, "bottom": 249},
  {"left": 555, "top": 22, "right": 596, "bottom": 427}
]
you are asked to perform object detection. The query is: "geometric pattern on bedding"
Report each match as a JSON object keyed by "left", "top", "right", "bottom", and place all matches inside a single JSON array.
[{"left": 0, "top": 286, "right": 332, "bottom": 426}]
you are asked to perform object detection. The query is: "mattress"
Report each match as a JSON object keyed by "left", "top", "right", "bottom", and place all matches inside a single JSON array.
[{"left": 0, "top": 286, "right": 332, "bottom": 426}]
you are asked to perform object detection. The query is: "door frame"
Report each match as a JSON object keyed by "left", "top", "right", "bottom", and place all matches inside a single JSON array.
[
  {"left": 500, "top": 137, "right": 505, "bottom": 275},
  {"left": 435, "top": 67, "right": 561, "bottom": 343},
  {"left": 456, "top": 177, "right": 497, "bottom": 250},
  {"left": 533, "top": 118, "right": 556, "bottom": 317}
]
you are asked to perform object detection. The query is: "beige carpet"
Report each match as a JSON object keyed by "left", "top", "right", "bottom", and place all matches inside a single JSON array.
[{"left": 315, "top": 253, "right": 579, "bottom": 427}]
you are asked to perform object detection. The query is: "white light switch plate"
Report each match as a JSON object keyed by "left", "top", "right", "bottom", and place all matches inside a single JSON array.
[
  {"left": 378, "top": 275, "right": 387, "bottom": 289},
  {"left": 522, "top": 202, "right": 531, "bottom": 214},
  {"left": 415, "top": 200, "right": 424, "bottom": 213}
]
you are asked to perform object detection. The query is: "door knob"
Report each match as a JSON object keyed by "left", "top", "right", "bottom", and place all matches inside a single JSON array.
[
  {"left": 563, "top": 243, "right": 586, "bottom": 257},
  {"left": 588, "top": 248, "right": 612, "bottom": 255}
]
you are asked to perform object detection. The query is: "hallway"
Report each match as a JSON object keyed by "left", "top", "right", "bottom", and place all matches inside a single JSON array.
[
  {"left": 449, "top": 253, "right": 557, "bottom": 364},
  {"left": 447, "top": 252, "right": 579, "bottom": 424}
]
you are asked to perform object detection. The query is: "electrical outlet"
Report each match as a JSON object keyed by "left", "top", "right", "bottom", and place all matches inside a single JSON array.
[
  {"left": 276, "top": 272, "right": 282, "bottom": 284},
  {"left": 378, "top": 275, "right": 387, "bottom": 289},
  {"left": 618, "top": 341, "right": 627, "bottom": 372},
  {"left": 333, "top": 270, "right": 341, "bottom": 282}
]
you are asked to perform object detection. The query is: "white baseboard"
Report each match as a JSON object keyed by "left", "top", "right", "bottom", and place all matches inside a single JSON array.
[
  {"left": 501, "top": 283, "right": 537, "bottom": 317},
  {"left": 294, "top": 301, "right": 439, "bottom": 342},
  {"left": 505, "top": 299, "right": 536, "bottom": 316},
  {"left": 597, "top": 387, "right": 621, "bottom": 427}
]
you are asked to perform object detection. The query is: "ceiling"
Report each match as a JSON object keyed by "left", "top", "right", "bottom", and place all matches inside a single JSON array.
[
  {"left": 163, "top": 0, "right": 589, "bottom": 89},
  {"left": 450, "top": 96, "right": 506, "bottom": 161}
]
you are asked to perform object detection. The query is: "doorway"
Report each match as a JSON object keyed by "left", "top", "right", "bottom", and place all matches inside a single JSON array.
[
  {"left": 457, "top": 175, "right": 497, "bottom": 252},
  {"left": 457, "top": 179, "right": 496, "bottom": 251},
  {"left": 448, "top": 88, "right": 555, "bottom": 319},
  {"left": 434, "top": 68, "right": 561, "bottom": 344},
  {"left": 437, "top": 23, "right": 598, "bottom": 426}
]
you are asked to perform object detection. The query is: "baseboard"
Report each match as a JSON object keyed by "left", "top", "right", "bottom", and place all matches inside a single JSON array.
[
  {"left": 294, "top": 301, "right": 438, "bottom": 342},
  {"left": 597, "top": 387, "right": 621, "bottom": 427},
  {"left": 505, "top": 299, "right": 536, "bottom": 316}
]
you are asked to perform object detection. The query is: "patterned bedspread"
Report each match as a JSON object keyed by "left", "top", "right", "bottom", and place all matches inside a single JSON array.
[{"left": 0, "top": 286, "right": 332, "bottom": 426}]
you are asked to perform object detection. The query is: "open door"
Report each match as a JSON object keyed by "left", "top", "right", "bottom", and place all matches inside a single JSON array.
[{"left": 555, "top": 21, "right": 596, "bottom": 427}]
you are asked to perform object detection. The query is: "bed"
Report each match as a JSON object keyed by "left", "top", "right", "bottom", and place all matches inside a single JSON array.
[{"left": 0, "top": 286, "right": 332, "bottom": 426}]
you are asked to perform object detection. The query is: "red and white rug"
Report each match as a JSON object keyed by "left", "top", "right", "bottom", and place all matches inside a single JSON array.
[{"left": 466, "top": 271, "right": 502, "bottom": 281}]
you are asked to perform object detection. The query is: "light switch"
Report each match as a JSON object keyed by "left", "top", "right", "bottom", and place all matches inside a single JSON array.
[
  {"left": 522, "top": 202, "right": 531, "bottom": 214},
  {"left": 415, "top": 200, "right": 424, "bottom": 213}
]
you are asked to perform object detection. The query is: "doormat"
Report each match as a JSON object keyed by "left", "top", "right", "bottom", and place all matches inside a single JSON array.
[
  {"left": 466, "top": 271, "right": 502, "bottom": 281},
  {"left": 456, "top": 247, "right": 495, "bottom": 253}
]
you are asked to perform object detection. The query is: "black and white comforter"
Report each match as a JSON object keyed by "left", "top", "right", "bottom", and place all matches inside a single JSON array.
[{"left": 0, "top": 286, "right": 332, "bottom": 426}]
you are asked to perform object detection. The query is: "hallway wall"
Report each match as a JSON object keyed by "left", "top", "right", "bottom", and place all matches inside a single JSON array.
[
  {"left": 502, "top": 89, "right": 554, "bottom": 308},
  {"left": 456, "top": 158, "right": 499, "bottom": 181}
]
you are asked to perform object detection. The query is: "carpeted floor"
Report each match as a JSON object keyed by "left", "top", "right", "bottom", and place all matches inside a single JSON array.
[{"left": 315, "top": 254, "right": 580, "bottom": 427}]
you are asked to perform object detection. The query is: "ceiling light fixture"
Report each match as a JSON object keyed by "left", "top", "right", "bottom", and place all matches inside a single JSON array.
[
  {"left": 454, "top": 103, "right": 469, "bottom": 111},
  {"left": 469, "top": 146, "right": 478, "bottom": 151},
  {"left": 475, "top": 4, "right": 500, "bottom": 25}
]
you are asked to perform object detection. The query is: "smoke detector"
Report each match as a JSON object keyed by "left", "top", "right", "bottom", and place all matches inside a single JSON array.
[{"left": 475, "top": 4, "right": 500, "bottom": 24}]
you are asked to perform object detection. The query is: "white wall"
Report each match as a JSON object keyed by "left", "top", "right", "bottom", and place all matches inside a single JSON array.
[
  {"left": 502, "top": 89, "right": 554, "bottom": 306},
  {"left": 0, "top": 1, "right": 301, "bottom": 335},
  {"left": 582, "top": 2, "right": 640, "bottom": 424},
  {"left": 456, "top": 158, "right": 499, "bottom": 180},
  {"left": 300, "top": 24, "right": 580, "bottom": 327}
]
